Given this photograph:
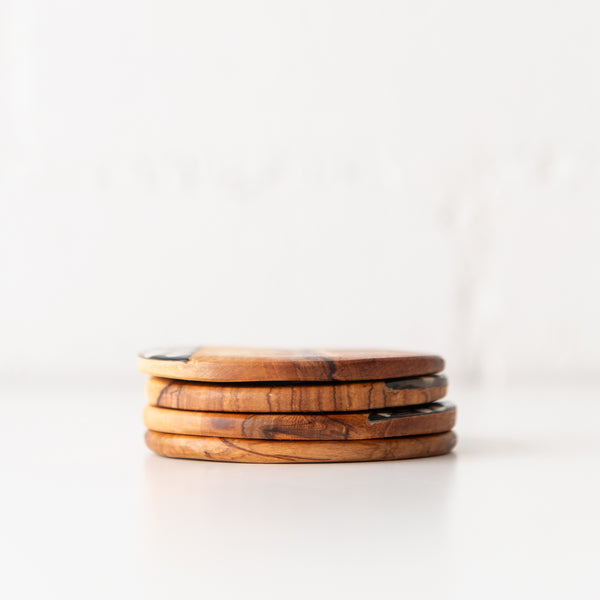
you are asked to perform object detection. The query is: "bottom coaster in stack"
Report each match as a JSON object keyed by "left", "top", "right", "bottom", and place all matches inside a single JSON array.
[{"left": 145, "top": 430, "right": 457, "bottom": 464}]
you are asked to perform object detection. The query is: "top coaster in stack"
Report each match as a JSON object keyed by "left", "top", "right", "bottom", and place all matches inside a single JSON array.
[
  {"left": 138, "top": 346, "right": 445, "bottom": 382},
  {"left": 138, "top": 346, "right": 455, "bottom": 463}
]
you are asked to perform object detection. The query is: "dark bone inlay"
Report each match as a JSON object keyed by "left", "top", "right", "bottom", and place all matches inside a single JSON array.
[
  {"left": 384, "top": 374, "right": 447, "bottom": 390},
  {"left": 139, "top": 347, "right": 200, "bottom": 362},
  {"left": 368, "top": 401, "right": 453, "bottom": 423}
]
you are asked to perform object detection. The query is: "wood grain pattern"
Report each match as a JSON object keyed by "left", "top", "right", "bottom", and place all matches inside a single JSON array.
[
  {"left": 143, "top": 402, "right": 456, "bottom": 440},
  {"left": 146, "top": 374, "right": 448, "bottom": 413},
  {"left": 145, "top": 430, "right": 457, "bottom": 463},
  {"left": 138, "top": 346, "right": 444, "bottom": 382}
]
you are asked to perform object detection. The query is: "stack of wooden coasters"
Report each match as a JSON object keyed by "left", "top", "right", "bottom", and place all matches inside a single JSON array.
[{"left": 138, "top": 347, "right": 457, "bottom": 463}]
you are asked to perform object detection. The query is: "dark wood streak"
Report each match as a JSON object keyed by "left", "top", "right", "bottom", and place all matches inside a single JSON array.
[
  {"left": 317, "top": 353, "right": 338, "bottom": 381},
  {"left": 155, "top": 380, "right": 176, "bottom": 408},
  {"left": 219, "top": 437, "right": 306, "bottom": 462}
]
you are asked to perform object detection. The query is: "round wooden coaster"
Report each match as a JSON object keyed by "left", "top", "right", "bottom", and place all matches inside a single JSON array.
[
  {"left": 146, "top": 374, "right": 448, "bottom": 413},
  {"left": 138, "top": 346, "right": 444, "bottom": 382},
  {"left": 143, "top": 402, "right": 456, "bottom": 441},
  {"left": 145, "top": 430, "right": 457, "bottom": 463}
]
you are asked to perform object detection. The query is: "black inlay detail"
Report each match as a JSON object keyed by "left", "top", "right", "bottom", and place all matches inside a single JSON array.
[
  {"left": 368, "top": 401, "right": 453, "bottom": 423},
  {"left": 384, "top": 374, "right": 448, "bottom": 391},
  {"left": 139, "top": 346, "right": 200, "bottom": 362}
]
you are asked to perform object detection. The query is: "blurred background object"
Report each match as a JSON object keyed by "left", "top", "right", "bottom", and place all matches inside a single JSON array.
[{"left": 1, "top": 0, "right": 598, "bottom": 385}]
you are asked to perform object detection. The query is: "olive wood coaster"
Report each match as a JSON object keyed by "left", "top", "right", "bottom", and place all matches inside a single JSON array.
[
  {"left": 138, "top": 347, "right": 444, "bottom": 383},
  {"left": 145, "top": 430, "right": 457, "bottom": 463},
  {"left": 146, "top": 374, "right": 448, "bottom": 413},
  {"left": 143, "top": 402, "right": 456, "bottom": 441}
]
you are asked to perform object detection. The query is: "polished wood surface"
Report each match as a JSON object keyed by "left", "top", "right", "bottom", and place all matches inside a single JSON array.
[
  {"left": 143, "top": 402, "right": 456, "bottom": 440},
  {"left": 146, "top": 374, "right": 448, "bottom": 413},
  {"left": 138, "top": 346, "right": 444, "bottom": 382},
  {"left": 145, "top": 430, "right": 456, "bottom": 463}
]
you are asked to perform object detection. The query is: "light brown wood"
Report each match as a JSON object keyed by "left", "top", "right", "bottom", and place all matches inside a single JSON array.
[
  {"left": 138, "top": 346, "right": 444, "bottom": 382},
  {"left": 146, "top": 374, "right": 448, "bottom": 413},
  {"left": 143, "top": 402, "right": 456, "bottom": 440},
  {"left": 145, "top": 430, "right": 457, "bottom": 463}
]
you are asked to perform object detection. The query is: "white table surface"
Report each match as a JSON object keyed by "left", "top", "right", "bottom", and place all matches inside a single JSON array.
[{"left": 1, "top": 377, "right": 598, "bottom": 599}]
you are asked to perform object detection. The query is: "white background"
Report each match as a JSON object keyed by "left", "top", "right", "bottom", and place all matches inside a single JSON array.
[
  {"left": 1, "top": 2, "right": 599, "bottom": 599},
  {"left": 2, "top": 0, "right": 599, "bottom": 383}
]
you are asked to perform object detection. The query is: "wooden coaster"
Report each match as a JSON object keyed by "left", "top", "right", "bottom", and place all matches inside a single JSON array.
[
  {"left": 138, "top": 347, "right": 444, "bottom": 382},
  {"left": 145, "top": 430, "right": 457, "bottom": 463},
  {"left": 143, "top": 402, "right": 456, "bottom": 441},
  {"left": 146, "top": 374, "right": 448, "bottom": 413}
]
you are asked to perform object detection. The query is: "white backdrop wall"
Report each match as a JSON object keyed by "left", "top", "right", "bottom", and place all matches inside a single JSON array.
[{"left": 1, "top": 0, "right": 598, "bottom": 383}]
